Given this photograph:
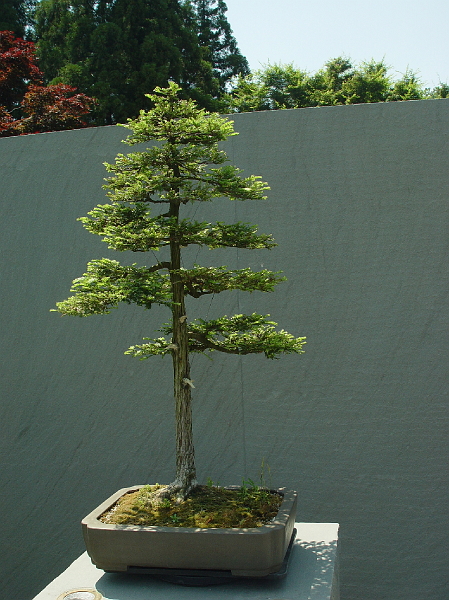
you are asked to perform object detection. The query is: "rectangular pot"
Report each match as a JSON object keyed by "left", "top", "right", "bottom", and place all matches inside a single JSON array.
[{"left": 82, "top": 485, "right": 297, "bottom": 577}]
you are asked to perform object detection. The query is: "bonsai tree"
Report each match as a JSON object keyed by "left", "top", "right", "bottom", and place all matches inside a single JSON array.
[{"left": 55, "top": 82, "right": 306, "bottom": 501}]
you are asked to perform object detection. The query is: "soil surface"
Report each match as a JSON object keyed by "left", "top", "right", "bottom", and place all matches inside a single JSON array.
[{"left": 100, "top": 484, "right": 283, "bottom": 528}]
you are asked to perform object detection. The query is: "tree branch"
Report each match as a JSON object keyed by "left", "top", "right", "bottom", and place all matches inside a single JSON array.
[
  {"left": 148, "top": 261, "right": 170, "bottom": 273},
  {"left": 188, "top": 331, "right": 255, "bottom": 355}
]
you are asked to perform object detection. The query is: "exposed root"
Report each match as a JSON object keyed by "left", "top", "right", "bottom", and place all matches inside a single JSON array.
[{"left": 142, "top": 479, "right": 199, "bottom": 506}]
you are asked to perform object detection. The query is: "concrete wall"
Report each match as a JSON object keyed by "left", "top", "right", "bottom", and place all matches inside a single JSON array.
[{"left": 1, "top": 99, "right": 448, "bottom": 600}]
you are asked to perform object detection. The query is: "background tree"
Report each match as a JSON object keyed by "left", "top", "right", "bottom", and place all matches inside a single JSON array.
[
  {"left": 230, "top": 63, "right": 309, "bottom": 112},
  {"left": 307, "top": 58, "right": 425, "bottom": 105},
  {"left": 34, "top": 0, "right": 95, "bottom": 82},
  {"left": 11, "top": 83, "right": 94, "bottom": 133},
  {"left": 0, "top": 30, "right": 95, "bottom": 135},
  {"left": 0, "top": 0, "right": 36, "bottom": 38},
  {"left": 0, "top": 29, "right": 42, "bottom": 113},
  {"left": 34, "top": 0, "right": 213, "bottom": 122},
  {"left": 387, "top": 68, "right": 427, "bottom": 101},
  {"left": 229, "top": 57, "right": 437, "bottom": 112},
  {"left": 429, "top": 83, "right": 449, "bottom": 98},
  {"left": 190, "top": 0, "right": 249, "bottom": 94},
  {"left": 54, "top": 83, "right": 305, "bottom": 499},
  {"left": 34, "top": 0, "right": 247, "bottom": 122}
]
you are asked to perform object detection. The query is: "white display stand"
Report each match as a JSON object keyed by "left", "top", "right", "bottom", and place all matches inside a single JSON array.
[{"left": 33, "top": 523, "right": 339, "bottom": 600}]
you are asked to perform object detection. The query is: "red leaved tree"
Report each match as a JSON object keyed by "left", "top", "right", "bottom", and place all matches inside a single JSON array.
[
  {"left": 15, "top": 84, "right": 96, "bottom": 134},
  {"left": 0, "top": 31, "right": 95, "bottom": 136},
  {"left": 0, "top": 30, "right": 42, "bottom": 112}
]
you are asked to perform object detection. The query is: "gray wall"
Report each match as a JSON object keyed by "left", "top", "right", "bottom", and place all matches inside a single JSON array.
[{"left": 1, "top": 99, "right": 448, "bottom": 600}]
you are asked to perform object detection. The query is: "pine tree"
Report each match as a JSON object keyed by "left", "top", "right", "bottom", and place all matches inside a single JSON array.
[{"left": 54, "top": 83, "right": 305, "bottom": 499}]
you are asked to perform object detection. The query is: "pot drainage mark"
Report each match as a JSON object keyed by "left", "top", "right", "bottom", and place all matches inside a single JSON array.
[{"left": 57, "top": 590, "right": 103, "bottom": 600}]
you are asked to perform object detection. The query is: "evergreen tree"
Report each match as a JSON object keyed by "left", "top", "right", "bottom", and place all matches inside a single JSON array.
[
  {"left": 54, "top": 83, "right": 305, "bottom": 499},
  {"left": 231, "top": 63, "right": 309, "bottom": 111},
  {"left": 0, "top": 0, "right": 32, "bottom": 38},
  {"left": 34, "top": 0, "right": 245, "bottom": 123},
  {"left": 190, "top": 0, "right": 249, "bottom": 93},
  {"left": 35, "top": 0, "right": 95, "bottom": 82},
  {"left": 306, "top": 58, "right": 412, "bottom": 105},
  {"left": 387, "top": 68, "right": 426, "bottom": 101},
  {"left": 430, "top": 83, "right": 449, "bottom": 98}
]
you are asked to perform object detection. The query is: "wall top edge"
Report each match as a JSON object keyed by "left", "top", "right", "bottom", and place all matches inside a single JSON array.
[{"left": 0, "top": 98, "right": 447, "bottom": 142}]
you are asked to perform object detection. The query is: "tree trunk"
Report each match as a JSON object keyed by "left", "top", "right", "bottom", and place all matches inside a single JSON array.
[{"left": 169, "top": 198, "right": 197, "bottom": 499}]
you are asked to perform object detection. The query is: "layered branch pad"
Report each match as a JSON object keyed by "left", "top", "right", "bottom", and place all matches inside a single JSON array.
[
  {"left": 55, "top": 260, "right": 306, "bottom": 359},
  {"left": 127, "top": 314, "right": 306, "bottom": 360},
  {"left": 79, "top": 204, "right": 276, "bottom": 251}
]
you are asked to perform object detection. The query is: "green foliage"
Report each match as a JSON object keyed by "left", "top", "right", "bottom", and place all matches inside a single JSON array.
[
  {"left": 387, "top": 69, "right": 426, "bottom": 101},
  {"left": 55, "top": 82, "right": 305, "bottom": 492},
  {"left": 239, "top": 477, "right": 270, "bottom": 501},
  {"left": 308, "top": 58, "right": 390, "bottom": 105},
  {"left": 33, "top": 0, "right": 248, "bottom": 122},
  {"left": 177, "top": 265, "right": 285, "bottom": 297},
  {"left": 80, "top": 205, "right": 275, "bottom": 251},
  {"left": 126, "top": 313, "right": 305, "bottom": 360},
  {"left": 54, "top": 258, "right": 172, "bottom": 315},
  {"left": 0, "top": 0, "right": 35, "bottom": 38},
  {"left": 229, "top": 57, "right": 442, "bottom": 112},
  {"left": 190, "top": 0, "right": 249, "bottom": 94},
  {"left": 56, "top": 82, "right": 305, "bottom": 358},
  {"left": 430, "top": 83, "right": 449, "bottom": 99},
  {"left": 231, "top": 63, "right": 309, "bottom": 111},
  {"left": 187, "top": 314, "right": 306, "bottom": 359}
]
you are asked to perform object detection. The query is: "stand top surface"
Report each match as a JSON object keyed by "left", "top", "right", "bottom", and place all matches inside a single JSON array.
[{"left": 34, "top": 523, "right": 339, "bottom": 600}]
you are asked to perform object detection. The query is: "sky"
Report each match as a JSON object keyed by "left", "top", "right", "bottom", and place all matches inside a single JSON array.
[{"left": 224, "top": 0, "right": 449, "bottom": 89}]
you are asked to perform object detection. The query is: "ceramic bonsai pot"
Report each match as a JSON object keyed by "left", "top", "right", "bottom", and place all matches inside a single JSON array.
[{"left": 82, "top": 485, "right": 297, "bottom": 577}]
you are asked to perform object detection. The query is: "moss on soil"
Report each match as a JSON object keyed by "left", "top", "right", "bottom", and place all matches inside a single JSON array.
[{"left": 100, "top": 484, "right": 283, "bottom": 528}]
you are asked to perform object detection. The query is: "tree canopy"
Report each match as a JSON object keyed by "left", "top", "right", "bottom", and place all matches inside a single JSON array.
[
  {"left": 0, "top": 30, "right": 95, "bottom": 136},
  {"left": 0, "top": 29, "right": 41, "bottom": 111},
  {"left": 34, "top": 0, "right": 248, "bottom": 123},
  {"left": 9, "top": 1, "right": 446, "bottom": 123},
  {"left": 229, "top": 57, "right": 448, "bottom": 112},
  {"left": 54, "top": 83, "right": 305, "bottom": 497},
  {"left": 0, "top": 0, "right": 35, "bottom": 38},
  {"left": 191, "top": 0, "right": 249, "bottom": 94}
]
